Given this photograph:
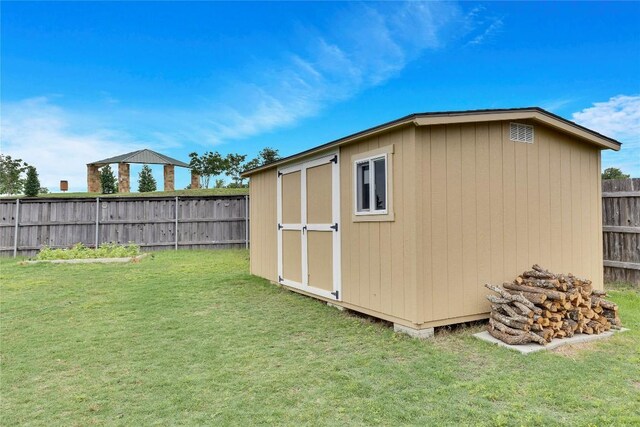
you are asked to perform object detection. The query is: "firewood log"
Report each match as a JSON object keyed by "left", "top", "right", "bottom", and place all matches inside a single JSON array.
[
  {"left": 487, "top": 327, "right": 546, "bottom": 345},
  {"left": 533, "top": 327, "right": 554, "bottom": 342},
  {"left": 580, "top": 307, "right": 595, "bottom": 319},
  {"left": 513, "top": 301, "right": 537, "bottom": 317},
  {"left": 492, "top": 304, "right": 533, "bottom": 325},
  {"left": 502, "top": 282, "right": 566, "bottom": 301},
  {"left": 593, "top": 297, "right": 618, "bottom": 311},
  {"left": 489, "top": 318, "right": 522, "bottom": 336},
  {"left": 523, "top": 269, "right": 555, "bottom": 280},
  {"left": 490, "top": 312, "right": 530, "bottom": 331},
  {"left": 521, "top": 278, "right": 561, "bottom": 290},
  {"left": 504, "top": 290, "right": 548, "bottom": 305},
  {"left": 484, "top": 284, "right": 537, "bottom": 310},
  {"left": 486, "top": 295, "right": 512, "bottom": 305},
  {"left": 592, "top": 289, "right": 607, "bottom": 297}
]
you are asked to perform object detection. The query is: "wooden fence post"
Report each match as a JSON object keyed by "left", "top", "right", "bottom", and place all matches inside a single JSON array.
[
  {"left": 245, "top": 195, "right": 249, "bottom": 249},
  {"left": 13, "top": 199, "right": 20, "bottom": 258},
  {"left": 95, "top": 197, "right": 100, "bottom": 249},
  {"left": 175, "top": 196, "right": 179, "bottom": 250},
  {"left": 602, "top": 178, "right": 640, "bottom": 284}
]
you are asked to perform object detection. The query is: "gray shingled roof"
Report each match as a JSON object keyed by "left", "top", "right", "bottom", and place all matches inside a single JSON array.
[{"left": 88, "top": 149, "right": 190, "bottom": 167}]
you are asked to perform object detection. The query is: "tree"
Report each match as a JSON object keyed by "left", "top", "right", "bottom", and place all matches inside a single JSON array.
[
  {"left": 24, "top": 166, "right": 41, "bottom": 197},
  {"left": 257, "top": 147, "right": 281, "bottom": 165},
  {"left": 189, "top": 151, "right": 225, "bottom": 189},
  {"left": 0, "top": 155, "right": 29, "bottom": 195},
  {"left": 224, "top": 153, "right": 247, "bottom": 187},
  {"left": 602, "top": 167, "right": 630, "bottom": 180},
  {"left": 242, "top": 157, "right": 261, "bottom": 173},
  {"left": 100, "top": 165, "right": 118, "bottom": 194},
  {"left": 137, "top": 165, "right": 157, "bottom": 192},
  {"left": 243, "top": 147, "right": 282, "bottom": 173}
]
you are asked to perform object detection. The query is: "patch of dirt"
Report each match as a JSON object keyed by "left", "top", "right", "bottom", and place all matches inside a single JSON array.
[
  {"left": 552, "top": 341, "right": 597, "bottom": 358},
  {"left": 633, "top": 381, "right": 640, "bottom": 391}
]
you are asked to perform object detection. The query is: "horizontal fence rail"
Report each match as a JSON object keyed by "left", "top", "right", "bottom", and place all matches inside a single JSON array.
[
  {"left": 0, "top": 195, "right": 249, "bottom": 257},
  {"left": 602, "top": 178, "right": 640, "bottom": 284}
]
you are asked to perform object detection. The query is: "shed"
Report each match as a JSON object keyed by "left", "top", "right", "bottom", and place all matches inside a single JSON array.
[{"left": 241, "top": 107, "right": 621, "bottom": 337}]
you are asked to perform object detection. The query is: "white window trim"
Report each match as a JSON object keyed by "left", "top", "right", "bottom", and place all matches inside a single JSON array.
[{"left": 353, "top": 153, "right": 388, "bottom": 216}]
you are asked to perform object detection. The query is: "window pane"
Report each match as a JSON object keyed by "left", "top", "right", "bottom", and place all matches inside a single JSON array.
[
  {"left": 357, "top": 162, "right": 370, "bottom": 211},
  {"left": 373, "top": 158, "right": 386, "bottom": 210}
]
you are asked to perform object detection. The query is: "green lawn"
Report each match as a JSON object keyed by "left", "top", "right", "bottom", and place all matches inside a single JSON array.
[
  {"left": 1, "top": 251, "right": 639, "bottom": 426},
  {"left": 1, "top": 187, "right": 248, "bottom": 199}
]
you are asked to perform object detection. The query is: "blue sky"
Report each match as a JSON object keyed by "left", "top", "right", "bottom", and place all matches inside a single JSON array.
[{"left": 1, "top": 1, "right": 639, "bottom": 191}]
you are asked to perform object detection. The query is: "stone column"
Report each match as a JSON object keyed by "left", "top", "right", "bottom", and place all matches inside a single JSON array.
[
  {"left": 190, "top": 170, "right": 200, "bottom": 189},
  {"left": 164, "top": 165, "right": 175, "bottom": 191},
  {"left": 87, "top": 164, "right": 101, "bottom": 193},
  {"left": 118, "top": 163, "right": 130, "bottom": 193}
]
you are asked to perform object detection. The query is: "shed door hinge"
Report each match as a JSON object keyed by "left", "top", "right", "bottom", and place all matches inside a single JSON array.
[
  {"left": 278, "top": 275, "right": 283, "bottom": 283},
  {"left": 331, "top": 290, "right": 339, "bottom": 300},
  {"left": 330, "top": 155, "right": 338, "bottom": 164},
  {"left": 277, "top": 223, "right": 283, "bottom": 230},
  {"left": 330, "top": 223, "right": 338, "bottom": 232},
  {"left": 277, "top": 170, "right": 283, "bottom": 177}
]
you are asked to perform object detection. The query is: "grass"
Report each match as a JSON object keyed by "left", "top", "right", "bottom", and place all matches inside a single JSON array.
[
  {"left": 1, "top": 187, "right": 248, "bottom": 199},
  {"left": 1, "top": 250, "right": 639, "bottom": 426}
]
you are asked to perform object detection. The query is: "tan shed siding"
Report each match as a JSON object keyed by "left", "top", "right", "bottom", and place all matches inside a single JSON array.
[
  {"left": 417, "top": 120, "right": 603, "bottom": 323},
  {"left": 339, "top": 125, "right": 418, "bottom": 323},
  {"left": 249, "top": 169, "right": 277, "bottom": 282}
]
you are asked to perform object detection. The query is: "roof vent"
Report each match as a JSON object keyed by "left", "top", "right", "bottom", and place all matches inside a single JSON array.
[{"left": 510, "top": 123, "right": 534, "bottom": 143}]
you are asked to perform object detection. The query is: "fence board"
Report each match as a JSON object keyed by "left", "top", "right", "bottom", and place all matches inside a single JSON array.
[
  {"left": 602, "top": 178, "right": 640, "bottom": 284},
  {"left": 0, "top": 195, "right": 248, "bottom": 257}
]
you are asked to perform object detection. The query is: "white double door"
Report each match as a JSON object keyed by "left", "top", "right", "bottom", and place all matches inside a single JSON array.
[{"left": 277, "top": 153, "right": 341, "bottom": 300}]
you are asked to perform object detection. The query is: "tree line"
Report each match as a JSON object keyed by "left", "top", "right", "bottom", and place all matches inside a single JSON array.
[
  {"left": 188, "top": 147, "right": 281, "bottom": 189},
  {"left": 0, "top": 155, "right": 47, "bottom": 196},
  {"left": 97, "top": 147, "right": 281, "bottom": 194}
]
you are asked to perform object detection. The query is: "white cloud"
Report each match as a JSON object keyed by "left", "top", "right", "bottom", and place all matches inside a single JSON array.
[
  {"left": 0, "top": 97, "right": 143, "bottom": 191},
  {"left": 467, "top": 17, "right": 503, "bottom": 46},
  {"left": 572, "top": 95, "right": 640, "bottom": 142},
  {"left": 572, "top": 95, "right": 640, "bottom": 177}
]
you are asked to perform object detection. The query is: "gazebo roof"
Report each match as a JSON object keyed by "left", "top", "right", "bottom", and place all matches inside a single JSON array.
[{"left": 88, "top": 149, "right": 190, "bottom": 168}]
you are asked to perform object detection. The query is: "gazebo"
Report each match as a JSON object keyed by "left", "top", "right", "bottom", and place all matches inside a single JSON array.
[{"left": 87, "top": 149, "right": 198, "bottom": 193}]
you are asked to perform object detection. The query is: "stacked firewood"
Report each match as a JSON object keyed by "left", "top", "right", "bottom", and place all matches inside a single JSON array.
[{"left": 485, "top": 264, "right": 622, "bottom": 346}]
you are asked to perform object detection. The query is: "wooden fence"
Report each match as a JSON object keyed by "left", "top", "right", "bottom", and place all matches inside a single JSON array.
[
  {"left": 0, "top": 195, "right": 249, "bottom": 257},
  {"left": 602, "top": 178, "right": 640, "bottom": 284}
]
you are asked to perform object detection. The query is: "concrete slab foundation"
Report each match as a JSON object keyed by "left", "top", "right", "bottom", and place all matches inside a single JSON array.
[
  {"left": 474, "top": 328, "right": 629, "bottom": 354},
  {"left": 393, "top": 324, "right": 435, "bottom": 339},
  {"left": 326, "top": 302, "right": 345, "bottom": 311}
]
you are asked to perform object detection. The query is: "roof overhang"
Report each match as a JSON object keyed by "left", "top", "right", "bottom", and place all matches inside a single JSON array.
[
  {"left": 241, "top": 107, "right": 621, "bottom": 177},
  {"left": 88, "top": 149, "right": 190, "bottom": 168}
]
